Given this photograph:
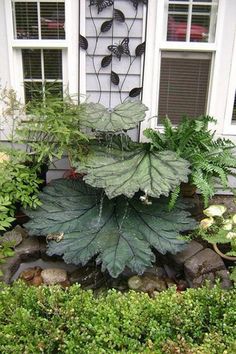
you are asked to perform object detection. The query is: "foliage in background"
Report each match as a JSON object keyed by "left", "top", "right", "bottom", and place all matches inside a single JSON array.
[
  {"left": 193, "top": 204, "right": 236, "bottom": 257},
  {"left": 144, "top": 116, "right": 236, "bottom": 207},
  {"left": 17, "top": 92, "right": 89, "bottom": 166},
  {"left": 0, "top": 240, "right": 15, "bottom": 276},
  {"left": 0, "top": 147, "right": 42, "bottom": 232},
  {"left": 0, "top": 196, "right": 15, "bottom": 232},
  {"left": 0, "top": 282, "right": 235, "bottom": 353},
  {"left": 25, "top": 179, "right": 196, "bottom": 278}
]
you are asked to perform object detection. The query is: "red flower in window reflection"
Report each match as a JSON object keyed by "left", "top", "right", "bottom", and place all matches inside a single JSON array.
[{"left": 168, "top": 16, "right": 208, "bottom": 42}]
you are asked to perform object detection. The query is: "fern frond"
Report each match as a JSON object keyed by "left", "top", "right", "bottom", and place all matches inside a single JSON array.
[
  {"left": 168, "top": 185, "right": 181, "bottom": 210},
  {"left": 192, "top": 170, "right": 215, "bottom": 207}
]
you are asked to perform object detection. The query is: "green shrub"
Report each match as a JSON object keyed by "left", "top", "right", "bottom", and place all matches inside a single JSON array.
[{"left": 0, "top": 282, "right": 235, "bottom": 353}]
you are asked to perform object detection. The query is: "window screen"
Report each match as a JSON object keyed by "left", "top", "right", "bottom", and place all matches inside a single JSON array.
[
  {"left": 158, "top": 52, "right": 211, "bottom": 125},
  {"left": 22, "top": 49, "right": 63, "bottom": 102},
  {"left": 13, "top": 1, "right": 65, "bottom": 40}
]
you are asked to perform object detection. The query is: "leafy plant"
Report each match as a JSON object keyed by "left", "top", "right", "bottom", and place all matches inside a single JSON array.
[
  {"left": 80, "top": 100, "right": 148, "bottom": 132},
  {"left": 23, "top": 98, "right": 197, "bottom": 277},
  {"left": 17, "top": 92, "right": 89, "bottom": 166},
  {"left": 76, "top": 135, "right": 190, "bottom": 199},
  {"left": 0, "top": 196, "right": 15, "bottom": 232},
  {"left": 25, "top": 179, "right": 196, "bottom": 278},
  {"left": 144, "top": 116, "right": 236, "bottom": 206},
  {"left": 0, "top": 282, "right": 235, "bottom": 353},
  {"left": 0, "top": 148, "right": 42, "bottom": 230},
  {"left": 0, "top": 240, "right": 16, "bottom": 276},
  {"left": 193, "top": 204, "right": 236, "bottom": 258},
  {"left": 229, "top": 266, "right": 236, "bottom": 283}
]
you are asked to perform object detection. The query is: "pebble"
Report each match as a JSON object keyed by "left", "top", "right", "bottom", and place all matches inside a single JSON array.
[{"left": 41, "top": 268, "right": 68, "bottom": 285}]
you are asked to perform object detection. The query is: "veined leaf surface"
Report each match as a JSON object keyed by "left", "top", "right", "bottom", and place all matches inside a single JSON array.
[
  {"left": 25, "top": 179, "right": 196, "bottom": 278},
  {"left": 80, "top": 100, "right": 148, "bottom": 132},
  {"left": 76, "top": 137, "right": 191, "bottom": 199}
]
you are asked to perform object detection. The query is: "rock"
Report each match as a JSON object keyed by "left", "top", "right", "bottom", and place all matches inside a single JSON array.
[
  {"left": 41, "top": 268, "right": 68, "bottom": 285},
  {"left": 184, "top": 248, "right": 226, "bottom": 280},
  {"left": 163, "top": 264, "right": 183, "bottom": 280},
  {"left": 20, "top": 266, "right": 43, "bottom": 286},
  {"left": 128, "top": 274, "right": 167, "bottom": 294},
  {"left": 15, "top": 237, "right": 41, "bottom": 261},
  {"left": 191, "top": 272, "right": 215, "bottom": 288},
  {"left": 144, "top": 266, "right": 167, "bottom": 278},
  {"left": 0, "top": 254, "right": 21, "bottom": 283},
  {"left": 164, "top": 277, "right": 176, "bottom": 288},
  {"left": 69, "top": 266, "right": 105, "bottom": 289},
  {"left": 1, "top": 228, "right": 23, "bottom": 247},
  {"left": 171, "top": 241, "right": 204, "bottom": 265},
  {"left": 30, "top": 275, "right": 43, "bottom": 287},
  {"left": 20, "top": 266, "right": 42, "bottom": 281},
  {"left": 14, "top": 225, "right": 29, "bottom": 239},
  {"left": 128, "top": 276, "right": 142, "bottom": 290},
  {"left": 176, "top": 279, "right": 188, "bottom": 291}
]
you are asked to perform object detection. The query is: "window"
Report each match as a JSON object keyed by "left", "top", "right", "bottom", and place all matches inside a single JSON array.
[
  {"left": 10, "top": 0, "right": 65, "bottom": 102},
  {"left": 22, "top": 49, "right": 63, "bottom": 101},
  {"left": 13, "top": 0, "right": 65, "bottom": 39},
  {"left": 141, "top": 0, "right": 220, "bottom": 134},
  {"left": 4, "top": 0, "right": 81, "bottom": 103},
  {"left": 167, "top": 0, "right": 218, "bottom": 42},
  {"left": 158, "top": 52, "right": 211, "bottom": 124}
]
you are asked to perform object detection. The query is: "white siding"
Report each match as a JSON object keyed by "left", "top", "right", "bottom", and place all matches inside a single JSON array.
[{"left": 85, "top": 0, "right": 145, "bottom": 108}]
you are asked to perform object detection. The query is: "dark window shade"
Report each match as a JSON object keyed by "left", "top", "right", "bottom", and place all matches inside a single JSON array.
[
  {"left": 14, "top": 2, "right": 38, "bottom": 39},
  {"left": 44, "top": 50, "right": 62, "bottom": 79},
  {"left": 232, "top": 93, "right": 236, "bottom": 122},
  {"left": 22, "top": 49, "right": 42, "bottom": 79},
  {"left": 158, "top": 53, "right": 211, "bottom": 125},
  {"left": 40, "top": 2, "right": 65, "bottom": 39}
]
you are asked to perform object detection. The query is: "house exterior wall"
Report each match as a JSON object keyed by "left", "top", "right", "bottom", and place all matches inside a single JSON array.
[{"left": 0, "top": 0, "right": 236, "bottom": 187}]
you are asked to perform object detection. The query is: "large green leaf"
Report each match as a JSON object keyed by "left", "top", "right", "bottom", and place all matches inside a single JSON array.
[
  {"left": 24, "top": 179, "right": 196, "bottom": 278},
  {"left": 80, "top": 100, "right": 148, "bottom": 132},
  {"left": 76, "top": 137, "right": 191, "bottom": 199}
]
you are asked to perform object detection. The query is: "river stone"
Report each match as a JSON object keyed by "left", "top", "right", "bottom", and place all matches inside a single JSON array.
[
  {"left": 15, "top": 237, "right": 41, "bottom": 261},
  {"left": 41, "top": 268, "right": 68, "bottom": 284},
  {"left": 191, "top": 272, "right": 215, "bottom": 288},
  {"left": 0, "top": 254, "right": 21, "bottom": 283},
  {"left": 171, "top": 241, "right": 204, "bottom": 265},
  {"left": 143, "top": 266, "right": 167, "bottom": 278},
  {"left": 128, "top": 274, "right": 167, "bottom": 293},
  {"left": 184, "top": 248, "right": 226, "bottom": 280}
]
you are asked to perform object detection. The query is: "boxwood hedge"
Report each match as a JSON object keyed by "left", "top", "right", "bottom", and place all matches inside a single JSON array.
[{"left": 0, "top": 282, "right": 235, "bottom": 353}]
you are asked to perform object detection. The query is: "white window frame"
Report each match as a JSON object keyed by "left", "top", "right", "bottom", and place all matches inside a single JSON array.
[
  {"left": 140, "top": 0, "right": 227, "bottom": 138},
  {"left": 222, "top": 29, "right": 236, "bottom": 136},
  {"left": 4, "top": 0, "right": 86, "bottom": 102}
]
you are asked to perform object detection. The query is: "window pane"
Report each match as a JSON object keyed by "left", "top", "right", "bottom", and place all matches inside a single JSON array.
[
  {"left": 14, "top": 2, "right": 38, "bottom": 39},
  {"left": 22, "top": 49, "right": 42, "bottom": 79},
  {"left": 158, "top": 52, "right": 211, "bottom": 124},
  {"left": 45, "top": 82, "right": 63, "bottom": 98},
  {"left": 40, "top": 2, "right": 65, "bottom": 39},
  {"left": 167, "top": 1, "right": 218, "bottom": 43},
  {"left": 44, "top": 50, "right": 62, "bottom": 79},
  {"left": 24, "top": 82, "right": 43, "bottom": 103}
]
